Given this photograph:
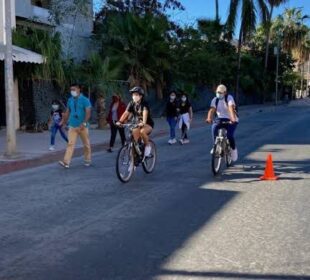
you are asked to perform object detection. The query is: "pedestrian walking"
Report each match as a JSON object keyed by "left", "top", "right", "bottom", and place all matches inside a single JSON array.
[
  {"left": 178, "top": 93, "right": 193, "bottom": 144},
  {"left": 58, "top": 83, "right": 92, "bottom": 168},
  {"left": 166, "top": 90, "right": 179, "bottom": 144},
  {"left": 106, "top": 94, "right": 126, "bottom": 152},
  {"left": 48, "top": 100, "right": 68, "bottom": 151}
]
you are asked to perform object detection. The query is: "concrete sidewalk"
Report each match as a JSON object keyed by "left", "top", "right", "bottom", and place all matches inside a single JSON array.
[{"left": 0, "top": 100, "right": 302, "bottom": 176}]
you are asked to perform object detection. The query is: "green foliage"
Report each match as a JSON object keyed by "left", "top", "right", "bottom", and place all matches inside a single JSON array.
[{"left": 13, "top": 27, "right": 65, "bottom": 86}]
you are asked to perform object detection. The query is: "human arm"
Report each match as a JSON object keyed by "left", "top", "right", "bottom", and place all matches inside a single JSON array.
[
  {"left": 117, "top": 110, "right": 130, "bottom": 125},
  {"left": 189, "top": 106, "right": 193, "bottom": 122},
  {"left": 227, "top": 96, "right": 237, "bottom": 123},
  {"left": 59, "top": 108, "right": 69, "bottom": 126},
  {"left": 228, "top": 105, "right": 237, "bottom": 123},
  {"left": 79, "top": 107, "right": 91, "bottom": 129},
  {"left": 206, "top": 107, "right": 216, "bottom": 123}
]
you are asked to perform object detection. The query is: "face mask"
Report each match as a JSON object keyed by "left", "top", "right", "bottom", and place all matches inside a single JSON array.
[
  {"left": 181, "top": 97, "right": 187, "bottom": 102},
  {"left": 216, "top": 92, "right": 225, "bottom": 99},
  {"left": 132, "top": 95, "right": 141, "bottom": 103},
  {"left": 71, "top": 91, "right": 78, "bottom": 97},
  {"left": 52, "top": 105, "right": 59, "bottom": 110},
  {"left": 170, "top": 95, "right": 176, "bottom": 101}
]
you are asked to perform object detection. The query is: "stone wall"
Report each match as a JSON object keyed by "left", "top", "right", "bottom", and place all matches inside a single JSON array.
[{"left": 32, "top": 80, "right": 61, "bottom": 123}]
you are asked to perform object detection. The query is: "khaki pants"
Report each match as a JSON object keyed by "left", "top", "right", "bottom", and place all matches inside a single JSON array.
[{"left": 63, "top": 127, "right": 91, "bottom": 164}]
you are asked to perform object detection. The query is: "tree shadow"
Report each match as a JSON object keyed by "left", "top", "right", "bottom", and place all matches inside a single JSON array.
[
  {"left": 218, "top": 158, "right": 310, "bottom": 183},
  {"left": 31, "top": 188, "right": 238, "bottom": 280},
  {"left": 159, "top": 268, "right": 310, "bottom": 279}
]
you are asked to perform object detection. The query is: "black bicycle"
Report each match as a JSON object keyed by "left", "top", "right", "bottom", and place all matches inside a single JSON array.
[
  {"left": 116, "top": 123, "right": 157, "bottom": 183},
  {"left": 211, "top": 121, "right": 232, "bottom": 175}
]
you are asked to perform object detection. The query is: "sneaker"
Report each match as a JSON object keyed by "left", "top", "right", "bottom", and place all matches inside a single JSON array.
[
  {"left": 231, "top": 148, "right": 238, "bottom": 162},
  {"left": 210, "top": 148, "right": 214, "bottom": 154},
  {"left": 84, "top": 161, "right": 91, "bottom": 167},
  {"left": 170, "top": 138, "right": 177, "bottom": 144},
  {"left": 168, "top": 139, "right": 173, "bottom": 145},
  {"left": 49, "top": 146, "right": 55, "bottom": 151},
  {"left": 144, "top": 145, "right": 152, "bottom": 157},
  {"left": 182, "top": 139, "right": 190, "bottom": 144},
  {"left": 59, "top": 161, "right": 69, "bottom": 169},
  {"left": 179, "top": 139, "right": 184, "bottom": 145}
]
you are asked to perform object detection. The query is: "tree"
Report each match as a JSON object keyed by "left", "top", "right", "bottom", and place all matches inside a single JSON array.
[
  {"left": 96, "top": 13, "right": 171, "bottom": 98},
  {"left": 260, "top": 0, "right": 287, "bottom": 102},
  {"left": 272, "top": 8, "right": 310, "bottom": 91},
  {"left": 226, "top": 0, "right": 268, "bottom": 104},
  {"left": 264, "top": 0, "right": 288, "bottom": 70},
  {"left": 215, "top": 0, "right": 219, "bottom": 22},
  {"left": 96, "top": 0, "right": 184, "bottom": 18}
]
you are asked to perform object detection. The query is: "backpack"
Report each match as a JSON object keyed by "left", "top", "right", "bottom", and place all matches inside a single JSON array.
[{"left": 215, "top": 94, "right": 239, "bottom": 117}]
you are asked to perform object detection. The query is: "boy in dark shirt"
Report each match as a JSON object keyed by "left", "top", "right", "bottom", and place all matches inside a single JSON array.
[
  {"left": 48, "top": 100, "right": 68, "bottom": 151},
  {"left": 166, "top": 91, "right": 179, "bottom": 144}
]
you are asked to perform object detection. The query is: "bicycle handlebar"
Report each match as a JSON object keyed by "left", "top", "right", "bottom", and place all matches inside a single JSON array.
[{"left": 116, "top": 122, "right": 140, "bottom": 129}]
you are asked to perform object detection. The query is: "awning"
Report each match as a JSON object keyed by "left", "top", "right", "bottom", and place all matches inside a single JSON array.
[{"left": 0, "top": 44, "right": 44, "bottom": 64}]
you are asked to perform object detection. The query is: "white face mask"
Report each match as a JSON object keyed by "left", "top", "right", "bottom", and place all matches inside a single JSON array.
[
  {"left": 52, "top": 105, "right": 59, "bottom": 110},
  {"left": 132, "top": 95, "right": 141, "bottom": 103},
  {"left": 170, "top": 95, "right": 176, "bottom": 101},
  {"left": 71, "top": 91, "right": 78, "bottom": 97},
  {"left": 216, "top": 92, "right": 225, "bottom": 99},
  {"left": 181, "top": 97, "right": 187, "bottom": 102}
]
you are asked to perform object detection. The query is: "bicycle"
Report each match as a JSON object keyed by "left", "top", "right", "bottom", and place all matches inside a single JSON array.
[
  {"left": 115, "top": 123, "right": 157, "bottom": 183},
  {"left": 211, "top": 120, "right": 232, "bottom": 175}
]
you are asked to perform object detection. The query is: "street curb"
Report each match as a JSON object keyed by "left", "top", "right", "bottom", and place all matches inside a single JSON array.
[
  {"left": 0, "top": 102, "right": 289, "bottom": 176},
  {"left": 0, "top": 127, "right": 172, "bottom": 176}
]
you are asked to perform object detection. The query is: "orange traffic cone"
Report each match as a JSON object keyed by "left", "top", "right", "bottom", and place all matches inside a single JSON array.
[{"left": 260, "top": 154, "right": 278, "bottom": 180}]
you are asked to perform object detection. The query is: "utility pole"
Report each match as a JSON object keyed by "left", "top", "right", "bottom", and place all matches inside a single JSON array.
[
  {"left": 274, "top": 38, "right": 280, "bottom": 106},
  {"left": 4, "top": 0, "right": 17, "bottom": 157},
  {"left": 308, "top": 54, "right": 310, "bottom": 97}
]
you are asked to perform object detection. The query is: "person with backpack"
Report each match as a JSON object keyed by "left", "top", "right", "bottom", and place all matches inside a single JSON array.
[{"left": 206, "top": 84, "right": 239, "bottom": 162}]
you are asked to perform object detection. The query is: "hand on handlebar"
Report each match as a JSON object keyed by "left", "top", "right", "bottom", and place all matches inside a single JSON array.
[{"left": 138, "top": 122, "right": 145, "bottom": 128}]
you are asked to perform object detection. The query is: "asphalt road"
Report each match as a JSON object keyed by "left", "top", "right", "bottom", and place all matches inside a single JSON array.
[{"left": 0, "top": 101, "right": 309, "bottom": 280}]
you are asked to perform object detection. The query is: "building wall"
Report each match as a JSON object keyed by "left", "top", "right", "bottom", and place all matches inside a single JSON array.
[{"left": 15, "top": 0, "right": 94, "bottom": 61}]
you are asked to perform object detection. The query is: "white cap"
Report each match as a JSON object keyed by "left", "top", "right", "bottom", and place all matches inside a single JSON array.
[{"left": 216, "top": 84, "right": 227, "bottom": 93}]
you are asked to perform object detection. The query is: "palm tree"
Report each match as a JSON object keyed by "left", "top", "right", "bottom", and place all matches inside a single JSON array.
[
  {"left": 103, "top": 13, "right": 171, "bottom": 98},
  {"left": 226, "top": 0, "right": 268, "bottom": 104},
  {"left": 264, "top": 0, "right": 288, "bottom": 69},
  {"left": 215, "top": 0, "right": 219, "bottom": 22},
  {"left": 272, "top": 8, "right": 310, "bottom": 95}
]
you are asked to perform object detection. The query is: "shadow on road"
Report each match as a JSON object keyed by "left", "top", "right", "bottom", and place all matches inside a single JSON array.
[
  {"left": 159, "top": 269, "right": 310, "bottom": 279},
  {"left": 36, "top": 188, "right": 238, "bottom": 280}
]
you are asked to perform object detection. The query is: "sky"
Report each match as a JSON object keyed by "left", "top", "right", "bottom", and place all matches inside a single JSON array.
[{"left": 93, "top": 0, "right": 310, "bottom": 30}]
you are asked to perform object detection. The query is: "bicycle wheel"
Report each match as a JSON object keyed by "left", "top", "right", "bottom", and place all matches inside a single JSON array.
[
  {"left": 211, "top": 143, "right": 223, "bottom": 175},
  {"left": 226, "top": 144, "right": 232, "bottom": 167},
  {"left": 142, "top": 140, "right": 157, "bottom": 174},
  {"left": 116, "top": 144, "right": 135, "bottom": 183}
]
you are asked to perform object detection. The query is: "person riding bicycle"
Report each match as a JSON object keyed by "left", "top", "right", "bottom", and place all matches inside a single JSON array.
[
  {"left": 206, "top": 84, "right": 239, "bottom": 162},
  {"left": 117, "top": 86, "right": 154, "bottom": 157}
]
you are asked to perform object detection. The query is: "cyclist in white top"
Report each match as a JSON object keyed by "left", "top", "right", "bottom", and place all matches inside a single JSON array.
[{"left": 206, "top": 84, "right": 239, "bottom": 162}]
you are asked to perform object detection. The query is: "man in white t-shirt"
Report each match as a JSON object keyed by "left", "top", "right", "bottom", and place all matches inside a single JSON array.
[{"left": 206, "top": 84, "right": 239, "bottom": 162}]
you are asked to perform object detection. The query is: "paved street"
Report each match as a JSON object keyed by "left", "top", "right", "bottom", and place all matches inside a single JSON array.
[{"left": 0, "top": 100, "right": 309, "bottom": 280}]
